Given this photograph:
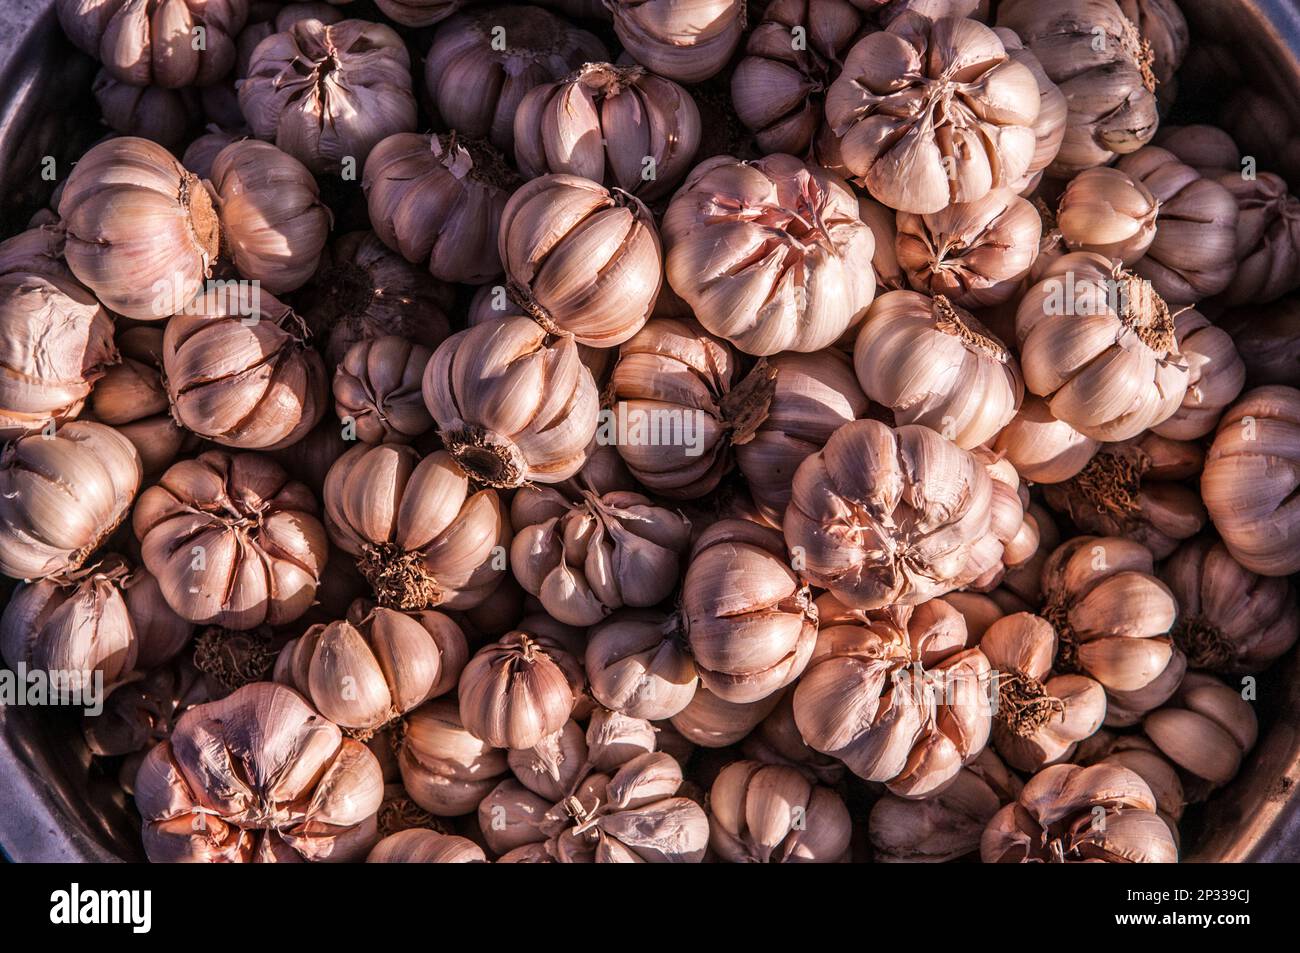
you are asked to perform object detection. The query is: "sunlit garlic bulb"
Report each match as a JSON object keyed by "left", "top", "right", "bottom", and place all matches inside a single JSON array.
[
  {"left": 607, "top": 0, "right": 745, "bottom": 84},
  {"left": 1057, "top": 166, "right": 1159, "bottom": 265},
  {"left": 458, "top": 630, "right": 582, "bottom": 749},
  {"left": 992, "top": 395, "right": 1101, "bottom": 485},
  {"left": 585, "top": 610, "right": 698, "bottom": 721},
  {"left": 708, "top": 761, "right": 852, "bottom": 863},
  {"left": 399, "top": 699, "right": 510, "bottom": 816}
]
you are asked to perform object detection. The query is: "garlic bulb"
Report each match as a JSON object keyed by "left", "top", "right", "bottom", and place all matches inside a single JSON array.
[
  {"left": 662, "top": 154, "right": 875, "bottom": 355},
  {"left": 896, "top": 191, "right": 1042, "bottom": 308},
  {"left": 741, "top": 691, "right": 845, "bottom": 785},
  {"left": 500, "top": 174, "right": 662, "bottom": 348},
  {"left": 1057, "top": 167, "right": 1159, "bottom": 265},
  {"left": 363, "top": 132, "right": 515, "bottom": 285},
  {"left": 510, "top": 483, "right": 691, "bottom": 626},
  {"left": 136, "top": 682, "right": 384, "bottom": 863},
  {"left": 681, "top": 520, "right": 817, "bottom": 704},
  {"left": 134, "top": 451, "right": 327, "bottom": 629},
  {"left": 793, "top": 595, "right": 992, "bottom": 796},
  {"left": 1151, "top": 309, "right": 1246, "bottom": 440},
  {"left": 399, "top": 699, "right": 510, "bottom": 816},
  {"left": 515, "top": 63, "right": 700, "bottom": 202},
  {"left": 1116, "top": 0, "right": 1188, "bottom": 88},
  {"left": 423, "top": 317, "right": 598, "bottom": 488},
  {"left": 858, "top": 197, "right": 906, "bottom": 293},
  {"left": 1040, "top": 536, "right": 1184, "bottom": 721},
  {"left": 162, "top": 288, "right": 327, "bottom": 450},
  {"left": 425, "top": 6, "right": 607, "bottom": 153},
  {"left": 83, "top": 655, "right": 212, "bottom": 759},
  {"left": 1043, "top": 435, "right": 1206, "bottom": 560},
  {"left": 670, "top": 683, "right": 782, "bottom": 748},
  {"left": 731, "top": 0, "right": 862, "bottom": 156},
  {"left": 1016, "top": 252, "right": 1189, "bottom": 441},
  {"left": 996, "top": 0, "right": 1160, "bottom": 175},
  {"left": 59, "top": 137, "right": 219, "bottom": 320},
  {"left": 0, "top": 556, "right": 137, "bottom": 699},
  {"left": 0, "top": 421, "right": 140, "bottom": 580},
  {"left": 0, "top": 272, "right": 116, "bottom": 439},
  {"left": 981, "top": 763, "right": 1178, "bottom": 863},
  {"left": 585, "top": 610, "right": 698, "bottom": 720},
  {"left": 824, "top": 14, "right": 1039, "bottom": 214},
  {"left": 240, "top": 18, "right": 417, "bottom": 176},
  {"left": 1218, "top": 299, "right": 1300, "bottom": 389},
  {"left": 333, "top": 336, "right": 434, "bottom": 445},
  {"left": 88, "top": 326, "right": 188, "bottom": 475},
  {"left": 1161, "top": 536, "right": 1298, "bottom": 673},
  {"left": 991, "top": 396, "right": 1101, "bottom": 485},
  {"left": 993, "top": 27, "right": 1067, "bottom": 193},
  {"left": 869, "top": 748, "right": 1020, "bottom": 863},
  {"left": 374, "top": 0, "right": 466, "bottom": 27},
  {"left": 1142, "top": 672, "right": 1257, "bottom": 802},
  {"left": 57, "top": 0, "right": 249, "bottom": 87},
  {"left": 1155, "top": 124, "right": 1241, "bottom": 178},
  {"left": 980, "top": 613, "right": 1106, "bottom": 773},
  {"left": 276, "top": 601, "right": 466, "bottom": 732},
  {"left": 208, "top": 139, "right": 330, "bottom": 294},
  {"left": 367, "top": 830, "right": 486, "bottom": 863},
  {"left": 853, "top": 292, "right": 1022, "bottom": 448},
  {"left": 736, "top": 350, "right": 869, "bottom": 526},
  {"left": 323, "top": 444, "right": 510, "bottom": 610},
  {"left": 784, "top": 419, "right": 1001, "bottom": 608},
  {"left": 1114, "top": 147, "right": 1240, "bottom": 305},
  {"left": 708, "top": 761, "right": 852, "bottom": 863},
  {"left": 122, "top": 566, "right": 195, "bottom": 669},
  {"left": 1201, "top": 386, "right": 1300, "bottom": 576},
  {"left": 92, "top": 72, "right": 196, "bottom": 150},
  {"left": 1219, "top": 170, "right": 1300, "bottom": 306},
  {"left": 459, "top": 630, "right": 581, "bottom": 749},
  {"left": 608, "top": 0, "right": 745, "bottom": 84}
]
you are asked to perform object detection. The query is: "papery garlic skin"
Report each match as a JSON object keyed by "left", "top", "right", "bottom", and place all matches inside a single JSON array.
[
  {"left": 334, "top": 336, "right": 434, "bottom": 445},
  {"left": 853, "top": 292, "right": 1022, "bottom": 449},
  {"left": 500, "top": 174, "right": 662, "bottom": 348},
  {"left": 824, "top": 14, "right": 1039, "bottom": 214},
  {"left": 367, "top": 829, "right": 487, "bottom": 863},
  {"left": 731, "top": 0, "right": 862, "bottom": 157},
  {"left": 399, "top": 699, "right": 509, "bottom": 816},
  {"left": 323, "top": 444, "right": 510, "bottom": 610},
  {"left": 0, "top": 421, "right": 141, "bottom": 580},
  {"left": 425, "top": 6, "right": 607, "bottom": 153},
  {"left": 59, "top": 137, "right": 220, "bottom": 320},
  {"left": 134, "top": 451, "right": 327, "bottom": 629},
  {"left": 0, "top": 272, "right": 117, "bottom": 439},
  {"left": 162, "top": 288, "right": 328, "bottom": 451},
  {"left": 1057, "top": 167, "right": 1159, "bottom": 266},
  {"left": 981, "top": 763, "right": 1178, "bottom": 863},
  {"left": 992, "top": 396, "right": 1101, "bottom": 485},
  {"left": 1201, "top": 385, "right": 1300, "bottom": 576},
  {"left": 240, "top": 18, "right": 417, "bottom": 176},
  {"left": 608, "top": 0, "right": 745, "bottom": 84},
  {"left": 515, "top": 63, "right": 701, "bottom": 202},
  {"left": 896, "top": 190, "right": 1042, "bottom": 308},
  {"left": 459, "top": 630, "right": 581, "bottom": 749},
  {"left": 663, "top": 154, "right": 875, "bottom": 355},
  {"left": 708, "top": 761, "right": 852, "bottom": 863},
  {"left": 136, "top": 682, "right": 384, "bottom": 863},
  {"left": 585, "top": 611, "right": 698, "bottom": 720},
  {"left": 209, "top": 140, "right": 330, "bottom": 295},
  {"left": 997, "top": 0, "right": 1160, "bottom": 176},
  {"left": 423, "top": 317, "right": 598, "bottom": 488},
  {"left": 364, "top": 132, "right": 514, "bottom": 285},
  {"left": 57, "top": 0, "right": 249, "bottom": 88},
  {"left": 1015, "top": 252, "right": 1189, "bottom": 442},
  {"left": 784, "top": 419, "right": 998, "bottom": 608},
  {"left": 1143, "top": 672, "right": 1258, "bottom": 802}
]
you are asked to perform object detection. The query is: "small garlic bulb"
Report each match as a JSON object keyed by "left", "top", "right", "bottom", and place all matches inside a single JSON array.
[
  {"left": 991, "top": 395, "right": 1101, "bottom": 485},
  {"left": 681, "top": 520, "right": 817, "bottom": 705},
  {"left": 363, "top": 132, "right": 515, "bottom": 285},
  {"left": 663, "top": 154, "right": 875, "bottom": 355},
  {"left": 323, "top": 444, "right": 510, "bottom": 610},
  {"left": 1219, "top": 169, "right": 1300, "bottom": 306},
  {"left": 1143, "top": 672, "right": 1258, "bottom": 802},
  {"left": 1057, "top": 166, "right": 1159, "bottom": 265},
  {"left": 669, "top": 684, "right": 782, "bottom": 748},
  {"left": 367, "top": 830, "right": 486, "bottom": 863},
  {"left": 608, "top": 0, "right": 745, "bottom": 83},
  {"left": 240, "top": 18, "right": 417, "bottom": 175},
  {"left": 1201, "top": 386, "right": 1300, "bottom": 576},
  {"left": 0, "top": 421, "right": 141, "bottom": 581},
  {"left": 896, "top": 190, "right": 1043, "bottom": 307},
  {"left": 162, "top": 288, "right": 328, "bottom": 450},
  {"left": 1152, "top": 309, "right": 1246, "bottom": 440},
  {"left": 853, "top": 292, "right": 1023, "bottom": 448},
  {"left": 1016, "top": 252, "right": 1189, "bottom": 441},
  {"left": 58, "top": 137, "right": 219, "bottom": 320},
  {"left": 458, "top": 630, "right": 581, "bottom": 749},
  {"left": 708, "top": 761, "right": 852, "bottom": 863},
  {"left": 824, "top": 14, "right": 1039, "bottom": 214},
  {"left": 585, "top": 610, "right": 698, "bottom": 721},
  {"left": 500, "top": 174, "right": 662, "bottom": 348},
  {"left": 515, "top": 63, "right": 701, "bottom": 202},
  {"left": 981, "top": 763, "right": 1178, "bottom": 863},
  {"left": 333, "top": 336, "right": 434, "bottom": 445},
  {"left": 92, "top": 72, "right": 196, "bottom": 150},
  {"left": 399, "top": 699, "right": 510, "bottom": 816},
  {"left": 88, "top": 326, "right": 189, "bottom": 475},
  {"left": 135, "top": 682, "right": 384, "bottom": 863},
  {"left": 423, "top": 317, "right": 598, "bottom": 488}
]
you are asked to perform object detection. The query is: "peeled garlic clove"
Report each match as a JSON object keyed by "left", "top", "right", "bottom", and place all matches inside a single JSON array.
[
  {"left": 608, "top": 0, "right": 744, "bottom": 84},
  {"left": 399, "top": 699, "right": 509, "bottom": 817},
  {"left": 367, "top": 829, "right": 487, "bottom": 863}
]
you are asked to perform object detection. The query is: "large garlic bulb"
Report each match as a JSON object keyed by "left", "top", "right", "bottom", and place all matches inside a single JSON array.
[
  {"left": 708, "top": 761, "right": 852, "bottom": 863},
  {"left": 662, "top": 154, "right": 876, "bottom": 355},
  {"left": 135, "top": 682, "right": 384, "bottom": 862},
  {"left": 608, "top": 0, "right": 745, "bottom": 84}
]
